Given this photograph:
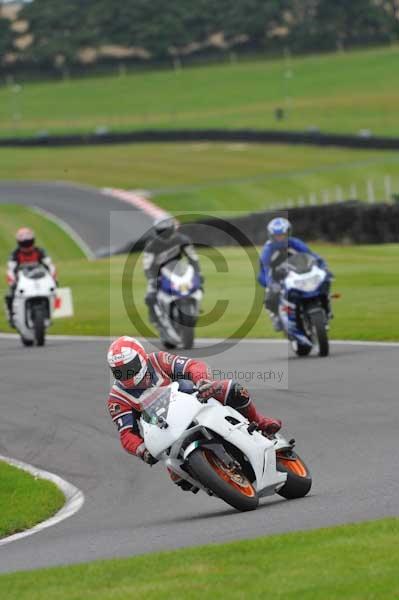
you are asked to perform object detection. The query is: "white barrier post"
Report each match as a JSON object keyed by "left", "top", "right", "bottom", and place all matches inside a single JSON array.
[
  {"left": 367, "top": 180, "right": 375, "bottom": 204},
  {"left": 350, "top": 183, "right": 358, "bottom": 200},
  {"left": 384, "top": 175, "right": 392, "bottom": 203},
  {"left": 336, "top": 186, "right": 343, "bottom": 202}
]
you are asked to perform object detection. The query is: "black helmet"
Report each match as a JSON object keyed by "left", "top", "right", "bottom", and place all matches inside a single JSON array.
[{"left": 153, "top": 216, "right": 177, "bottom": 239}]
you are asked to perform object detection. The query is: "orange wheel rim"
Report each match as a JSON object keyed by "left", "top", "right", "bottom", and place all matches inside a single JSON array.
[
  {"left": 278, "top": 456, "right": 308, "bottom": 477},
  {"left": 204, "top": 450, "right": 256, "bottom": 497}
]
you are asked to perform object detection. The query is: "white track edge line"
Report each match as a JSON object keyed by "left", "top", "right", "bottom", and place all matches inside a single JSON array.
[
  {"left": 0, "top": 455, "right": 85, "bottom": 547},
  {"left": 0, "top": 332, "right": 398, "bottom": 347},
  {"left": 31, "top": 206, "right": 95, "bottom": 261}
]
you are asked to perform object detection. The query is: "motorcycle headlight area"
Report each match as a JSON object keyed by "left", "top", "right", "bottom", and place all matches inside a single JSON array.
[{"left": 293, "top": 274, "right": 323, "bottom": 292}]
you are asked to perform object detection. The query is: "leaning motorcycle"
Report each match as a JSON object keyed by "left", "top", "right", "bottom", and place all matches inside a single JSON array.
[
  {"left": 154, "top": 259, "right": 202, "bottom": 350},
  {"left": 138, "top": 382, "right": 312, "bottom": 512},
  {"left": 277, "top": 254, "right": 333, "bottom": 357},
  {"left": 12, "top": 264, "right": 57, "bottom": 347}
]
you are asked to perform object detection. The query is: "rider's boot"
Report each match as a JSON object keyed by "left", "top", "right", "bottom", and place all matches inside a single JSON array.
[
  {"left": 269, "top": 312, "right": 282, "bottom": 332},
  {"left": 240, "top": 400, "right": 282, "bottom": 436},
  {"left": 168, "top": 468, "right": 199, "bottom": 494},
  {"left": 4, "top": 296, "right": 14, "bottom": 328},
  {"left": 326, "top": 297, "right": 334, "bottom": 320}
]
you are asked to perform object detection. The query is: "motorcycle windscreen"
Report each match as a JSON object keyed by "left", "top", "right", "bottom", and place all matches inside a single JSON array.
[
  {"left": 287, "top": 253, "right": 315, "bottom": 274},
  {"left": 138, "top": 387, "right": 173, "bottom": 425}
]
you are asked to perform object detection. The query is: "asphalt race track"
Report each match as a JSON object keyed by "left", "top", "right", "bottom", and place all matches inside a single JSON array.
[
  {"left": 0, "top": 182, "right": 153, "bottom": 257},
  {"left": 0, "top": 336, "right": 397, "bottom": 573}
]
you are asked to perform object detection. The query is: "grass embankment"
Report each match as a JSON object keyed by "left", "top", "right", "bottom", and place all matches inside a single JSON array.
[
  {"left": 0, "top": 461, "right": 65, "bottom": 539},
  {"left": 0, "top": 45, "right": 398, "bottom": 137},
  {"left": 0, "top": 206, "right": 397, "bottom": 341},
  {"left": 0, "top": 204, "right": 85, "bottom": 261},
  {"left": 0, "top": 518, "right": 397, "bottom": 599},
  {"left": 0, "top": 144, "right": 398, "bottom": 213}
]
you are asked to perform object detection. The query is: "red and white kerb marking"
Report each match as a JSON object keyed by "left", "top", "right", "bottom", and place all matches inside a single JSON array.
[{"left": 102, "top": 188, "right": 169, "bottom": 220}]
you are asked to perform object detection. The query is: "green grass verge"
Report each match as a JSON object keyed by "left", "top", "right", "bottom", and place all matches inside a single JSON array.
[
  {"left": 0, "top": 144, "right": 398, "bottom": 213},
  {"left": 0, "top": 205, "right": 85, "bottom": 262},
  {"left": 1, "top": 231, "right": 397, "bottom": 340},
  {"left": 0, "top": 518, "right": 397, "bottom": 599},
  {"left": 0, "top": 45, "right": 398, "bottom": 137},
  {"left": 0, "top": 461, "right": 65, "bottom": 539}
]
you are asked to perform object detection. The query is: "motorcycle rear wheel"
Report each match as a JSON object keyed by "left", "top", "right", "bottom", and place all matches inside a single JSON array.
[
  {"left": 188, "top": 448, "right": 259, "bottom": 512},
  {"left": 276, "top": 449, "right": 312, "bottom": 499}
]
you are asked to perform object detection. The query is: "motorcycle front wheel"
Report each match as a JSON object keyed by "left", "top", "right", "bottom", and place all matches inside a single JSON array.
[
  {"left": 178, "top": 311, "right": 196, "bottom": 349},
  {"left": 32, "top": 307, "right": 45, "bottom": 347},
  {"left": 310, "top": 309, "right": 329, "bottom": 357},
  {"left": 188, "top": 448, "right": 259, "bottom": 512},
  {"left": 276, "top": 449, "right": 312, "bottom": 499}
]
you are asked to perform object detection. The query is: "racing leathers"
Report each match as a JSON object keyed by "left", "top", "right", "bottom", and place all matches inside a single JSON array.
[
  {"left": 107, "top": 352, "right": 281, "bottom": 473},
  {"left": 258, "top": 237, "right": 327, "bottom": 316},
  {"left": 5, "top": 246, "right": 57, "bottom": 325},
  {"left": 143, "top": 231, "right": 201, "bottom": 323}
]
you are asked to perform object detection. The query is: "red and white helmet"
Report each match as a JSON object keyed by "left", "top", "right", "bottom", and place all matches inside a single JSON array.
[
  {"left": 107, "top": 336, "right": 148, "bottom": 388},
  {"left": 16, "top": 227, "right": 35, "bottom": 248}
]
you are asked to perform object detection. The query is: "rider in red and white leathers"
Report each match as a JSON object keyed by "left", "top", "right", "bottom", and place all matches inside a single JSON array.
[
  {"left": 107, "top": 337, "right": 281, "bottom": 470},
  {"left": 5, "top": 227, "right": 57, "bottom": 326}
]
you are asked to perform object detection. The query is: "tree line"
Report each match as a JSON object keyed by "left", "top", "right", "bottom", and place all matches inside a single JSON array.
[{"left": 1, "top": 0, "right": 398, "bottom": 72}]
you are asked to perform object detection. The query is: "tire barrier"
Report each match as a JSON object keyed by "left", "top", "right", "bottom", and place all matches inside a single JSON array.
[
  {"left": 178, "top": 201, "right": 399, "bottom": 247},
  {"left": 115, "top": 201, "right": 398, "bottom": 256},
  {"left": 2, "top": 128, "right": 399, "bottom": 150}
]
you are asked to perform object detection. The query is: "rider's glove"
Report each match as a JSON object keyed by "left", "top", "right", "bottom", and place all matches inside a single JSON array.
[
  {"left": 141, "top": 449, "right": 158, "bottom": 466},
  {"left": 269, "top": 282, "right": 281, "bottom": 294},
  {"left": 137, "top": 443, "right": 158, "bottom": 465},
  {"left": 196, "top": 379, "right": 222, "bottom": 402}
]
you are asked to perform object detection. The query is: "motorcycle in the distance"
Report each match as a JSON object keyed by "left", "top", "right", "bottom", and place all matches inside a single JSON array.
[
  {"left": 138, "top": 382, "right": 312, "bottom": 512},
  {"left": 153, "top": 258, "right": 203, "bottom": 349},
  {"left": 12, "top": 263, "right": 57, "bottom": 347},
  {"left": 276, "top": 253, "right": 333, "bottom": 357}
]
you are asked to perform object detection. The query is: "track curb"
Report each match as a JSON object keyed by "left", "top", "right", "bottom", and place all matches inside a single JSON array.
[{"left": 0, "top": 455, "right": 85, "bottom": 547}]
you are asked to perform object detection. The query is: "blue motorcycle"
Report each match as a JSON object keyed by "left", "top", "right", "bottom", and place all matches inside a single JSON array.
[
  {"left": 276, "top": 254, "right": 333, "bottom": 357},
  {"left": 154, "top": 258, "right": 203, "bottom": 349}
]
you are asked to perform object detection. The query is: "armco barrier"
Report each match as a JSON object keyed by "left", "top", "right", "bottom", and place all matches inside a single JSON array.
[{"left": 3, "top": 129, "right": 399, "bottom": 149}]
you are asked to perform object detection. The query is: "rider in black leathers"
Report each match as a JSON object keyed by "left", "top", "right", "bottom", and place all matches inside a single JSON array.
[{"left": 143, "top": 217, "right": 202, "bottom": 325}]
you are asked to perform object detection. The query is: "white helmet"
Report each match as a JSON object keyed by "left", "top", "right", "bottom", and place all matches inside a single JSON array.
[{"left": 267, "top": 217, "right": 291, "bottom": 241}]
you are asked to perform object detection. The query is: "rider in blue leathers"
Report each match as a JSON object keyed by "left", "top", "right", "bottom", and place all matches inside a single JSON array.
[{"left": 258, "top": 218, "right": 330, "bottom": 333}]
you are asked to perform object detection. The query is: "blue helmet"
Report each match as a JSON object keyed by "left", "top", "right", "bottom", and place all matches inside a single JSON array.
[{"left": 267, "top": 217, "right": 291, "bottom": 242}]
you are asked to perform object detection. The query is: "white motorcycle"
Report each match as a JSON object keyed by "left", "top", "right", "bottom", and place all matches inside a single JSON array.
[
  {"left": 12, "top": 264, "right": 57, "bottom": 347},
  {"left": 139, "top": 382, "right": 312, "bottom": 512},
  {"left": 154, "top": 259, "right": 203, "bottom": 349}
]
